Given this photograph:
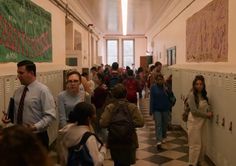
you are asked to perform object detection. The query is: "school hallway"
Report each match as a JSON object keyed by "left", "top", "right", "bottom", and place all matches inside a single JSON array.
[{"left": 102, "top": 97, "right": 213, "bottom": 166}]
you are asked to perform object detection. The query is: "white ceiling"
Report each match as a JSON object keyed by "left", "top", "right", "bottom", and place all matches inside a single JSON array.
[{"left": 75, "top": 0, "right": 174, "bottom": 35}]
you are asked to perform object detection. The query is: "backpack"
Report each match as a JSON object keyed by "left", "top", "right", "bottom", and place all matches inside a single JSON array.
[
  {"left": 108, "top": 74, "right": 121, "bottom": 89},
  {"left": 108, "top": 102, "right": 135, "bottom": 144},
  {"left": 125, "top": 79, "right": 138, "bottom": 103},
  {"left": 168, "top": 91, "right": 176, "bottom": 107},
  {"left": 182, "top": 97, "right": 190, "bottom": 122},
  {"left": 67, "top": 132, "right": 103, "bottom": 166}
]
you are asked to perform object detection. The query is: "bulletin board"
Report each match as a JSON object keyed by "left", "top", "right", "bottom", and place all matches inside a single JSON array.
[
  {"left": 0, "top": 0, "right": 52, "bottom": 62},
  {"left": 186, "top": 0, "right": 228, "bottom": 62}
]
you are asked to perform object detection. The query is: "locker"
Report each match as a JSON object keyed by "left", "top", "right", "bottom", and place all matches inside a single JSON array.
[{"left": 0, "top": 77, "right": 5, "bottom": 123}]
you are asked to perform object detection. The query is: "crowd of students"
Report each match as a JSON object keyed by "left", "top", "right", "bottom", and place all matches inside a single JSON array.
[{"left": 0, "top": 60, "right": 213, "bottom": 166}]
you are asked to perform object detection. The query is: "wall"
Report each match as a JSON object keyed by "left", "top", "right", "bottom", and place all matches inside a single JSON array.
[
  {"left": 102, "top": 36, "right": 146, "bottom": 68},
  {"left": 167, "top": 64, "right": 236, "bottom": 166},
  {"left": 146, "top": 0, "right": 236, "bottom": 65}
]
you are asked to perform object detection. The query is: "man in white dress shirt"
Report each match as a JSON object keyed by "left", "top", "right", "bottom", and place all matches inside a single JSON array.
[{"left": 2, "top": 60, "right": 56, "bottom": 149}]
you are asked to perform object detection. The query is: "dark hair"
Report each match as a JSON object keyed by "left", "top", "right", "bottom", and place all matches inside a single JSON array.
[
  {"left": 112, "top": 83, "right": 127, "bottom": 99},
  {"left": 127, "top": 69, "right": 134, "bottom": 76},
  {"left": 0, "top": 126, "right": 51, "bottom": 166},
  {"left": 192, "top": 75, "right": 208, "bottom": 107},
  {"left": 17, "top": 60, "right": 36, "bottom": 76},
  {"left": 126, "top": 66, "right": 131, "bottom": 71},
  {"left": 90, "top": 66, "right": 97, "bottom": 72},
  {"left": 68, "top": 102, "right": 95, "bottom": 125},
  {"left": 66, "top": 70, "right": 82, "bottom": 82},
  {"left": 150, "top": 65, "right": 155, "bottom": 72},
  {"left": 112, "top": 62, "right": 119, "bottom": 70},
  {"left": 155, "top": 61, "right": 162, "bottom": 67},
  {"left": 82, "top": 72, "right": 88, "bottom": 77},
  {"left": 137, "top": 67, "right": 144, "bottom": 73}
]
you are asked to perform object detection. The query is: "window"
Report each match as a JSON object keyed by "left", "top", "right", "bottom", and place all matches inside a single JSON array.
[
  {"left": 123, "top": 39, "right": 134, "bottom": 68},
  {"left": 107, "top": 40, "right": 118, "bottom": 65}
]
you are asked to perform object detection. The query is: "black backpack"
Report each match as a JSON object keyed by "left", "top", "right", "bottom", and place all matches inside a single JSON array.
[
  {"left": 67, "top": 132, "right": 103, "bottom": 166},
  {"left": 108, "top": 102, "right": 135, "bottom": 144},
  {"left": 108, "top": 74, "right": 121, "bottom": 89}
]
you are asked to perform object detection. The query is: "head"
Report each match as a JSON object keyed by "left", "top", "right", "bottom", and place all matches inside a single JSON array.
[
  {"left": 17, "top": 60, "right": 36, "bottom": 85},
  {"left": 112, "top": 83, "right": 127, "bottom": 99},
  {"left": 90, "top": 67, "right": 97, "bottom": 75},
  {"left": 0, "top": 126, "right": 52, "bottom": 166},
  {"left": 127, "top": 69, "right": 134, "bottom": 77},
  {"left": 155, "top": 74, "right": 165, "bottom": 86},
  {"left": 82, "top": 72, "right": 89, "bottom": 81},
  {"left": 154, "top": 61, "right": 162, "bottom": 73},
  {"left": 68, "top": 102, "right": 96, "bottom": 125},
  {"left": 192, "top": 75, "right": 208, "bottom": 106},
  {"left": 66, "top": 70, "right": 82, "bottom": 94},
  {"left": 97, "top": 66, "right": 103, "bottom": 74},
  {"left": 112, "top": 62, "right": 119, "bottom": 70}
]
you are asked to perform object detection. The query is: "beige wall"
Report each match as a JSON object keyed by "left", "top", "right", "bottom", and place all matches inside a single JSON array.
[{"left": 147, "top": 0, "right": 236, "bottom": 65}]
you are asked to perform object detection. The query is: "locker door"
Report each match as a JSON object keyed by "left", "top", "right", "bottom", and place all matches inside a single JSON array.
[
  {"left": 0, "top": 77, "right": 5, "bottom": 122},
  {"left": 4, "top": 76, "right": 15, "bottom": 111}
]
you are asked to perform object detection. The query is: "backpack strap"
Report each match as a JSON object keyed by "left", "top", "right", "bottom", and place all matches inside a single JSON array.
[{"left": 70, "top": 132, "right": 103, "bottom": 150}]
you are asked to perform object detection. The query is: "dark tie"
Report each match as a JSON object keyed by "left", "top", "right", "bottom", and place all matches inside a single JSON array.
[{"left": 17, "top": 86, "right": 28, "bottom": 124}]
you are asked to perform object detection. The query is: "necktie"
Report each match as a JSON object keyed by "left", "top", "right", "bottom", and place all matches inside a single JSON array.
[{"left": 17, "top": 86, "right": 28, "bottom": 124}]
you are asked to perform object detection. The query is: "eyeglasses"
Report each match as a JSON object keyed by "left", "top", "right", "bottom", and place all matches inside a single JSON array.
[{"left": 67, "top": 80, "right": 79, "bottom": 83}]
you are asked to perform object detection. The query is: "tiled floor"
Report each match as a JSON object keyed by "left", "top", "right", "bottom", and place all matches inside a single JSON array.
[
  {"left": 103, "top": 98, "right": 211, "bottom": 166},
  {"left": 52, "top": 98, "right": 213, "bottom": 166}
]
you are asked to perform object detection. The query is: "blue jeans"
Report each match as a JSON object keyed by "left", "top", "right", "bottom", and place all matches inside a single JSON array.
[{"left": 153, "top": 111, "right": 169, "bottom": 143}]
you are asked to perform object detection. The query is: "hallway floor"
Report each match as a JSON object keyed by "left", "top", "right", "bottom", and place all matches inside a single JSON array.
[{"left": 103, "top": 98, "right": 211, "bottom": 166}]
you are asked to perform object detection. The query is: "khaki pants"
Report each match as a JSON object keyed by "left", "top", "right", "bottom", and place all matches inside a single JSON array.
[{"left": 187, "top": 112, "right": 206, "bottom": 166}]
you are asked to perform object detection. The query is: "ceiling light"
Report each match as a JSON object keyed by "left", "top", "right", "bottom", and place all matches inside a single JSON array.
[{"left": 121, "top": 0, "right": 128, "bottom": 35}]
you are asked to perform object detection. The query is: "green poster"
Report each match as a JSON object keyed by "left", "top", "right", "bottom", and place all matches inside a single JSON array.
[{"left": 0, "top": 0, "right": 52, "bottom": 62}]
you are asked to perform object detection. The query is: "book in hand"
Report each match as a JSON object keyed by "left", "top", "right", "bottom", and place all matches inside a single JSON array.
[{"left": 7, "top": 97, "right": 15, "bottom": 123}]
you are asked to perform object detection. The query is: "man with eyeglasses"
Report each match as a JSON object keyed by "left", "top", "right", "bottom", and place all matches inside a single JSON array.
[
  {"left": 2, "top": 60, "right": 56, "bottom": 149},
  {"left": 57, "top": 70, "right": 86, "bottom": 128}
]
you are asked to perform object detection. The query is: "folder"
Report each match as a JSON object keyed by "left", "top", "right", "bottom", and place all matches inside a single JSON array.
[{"left": 7, "top": 97, "right": 15, "bottom": 123}]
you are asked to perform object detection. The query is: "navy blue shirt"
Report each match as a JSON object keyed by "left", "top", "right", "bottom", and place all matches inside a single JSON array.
[{"left": 150, "top": 84, "right": 171, "bottom": 112}]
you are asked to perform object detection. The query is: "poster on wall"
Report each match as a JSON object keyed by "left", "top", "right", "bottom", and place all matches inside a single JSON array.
[
  {"left": 0, "top": 0, "right": 52, "bottom": 62},
  {"left": 74, "top": 30, "right": 82, "bottom": 51},
  {"left": 186, "top": 0, "right": 228, "bottom": 62}
]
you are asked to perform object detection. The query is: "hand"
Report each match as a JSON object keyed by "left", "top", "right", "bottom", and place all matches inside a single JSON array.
[
  {"left": 1, "top": 111, "right": 11, "bottom": 124},
  {"left": 207, "top": 112, "right": 213, "bottom": 119},
  {"left": 24, "top": 124, "right": 37, "bottom": 132}
]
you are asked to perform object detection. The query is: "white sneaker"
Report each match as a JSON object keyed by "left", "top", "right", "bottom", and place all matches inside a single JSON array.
[{"left": 162, "top": 138, "right": 167, "bottom": 143}]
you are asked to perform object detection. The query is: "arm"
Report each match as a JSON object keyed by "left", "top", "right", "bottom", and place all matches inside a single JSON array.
[
  {"left": 86, "top": 136, "right": 106, "bottom": 166},
  {"left": 149, "top": 85, "right": 154, "bottom": 114},
  {"left": 188, "top": 93, "right": 208, "bottom": 118},
  {"left": 34, "top": 89, "right": 56, "bottom": 131},
  {"left": 129, "top": 104, "right": 144, "bottom": 128},
  {"left": 99, "top": 104, "right": 115, "bottom": 128},
  {"left": 57, "top": 94, "right": 67, "bottom": 128}
]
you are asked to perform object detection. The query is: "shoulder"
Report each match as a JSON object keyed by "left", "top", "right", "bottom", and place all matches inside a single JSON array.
[{"left": 58, "top": 91, "right": 67, "bottom": 98}]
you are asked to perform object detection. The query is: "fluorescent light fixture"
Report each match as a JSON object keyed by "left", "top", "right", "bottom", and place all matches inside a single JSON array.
[{"left": 121, "top": 0, "right": 128, "bottom": 35}]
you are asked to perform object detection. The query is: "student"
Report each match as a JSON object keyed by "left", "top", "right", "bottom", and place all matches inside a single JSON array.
[
  {"left": 58, "top": 102, "right": 106, "bottom": 166},
  {"left": 100, "top": 84, "right": 144, "bottom": 166},
  {"left": 57, "top": 70, "right": 85, "bottom": 128},
  {"left": 2, "top": 60, "right": 56, "bottom": 149},
  {"left": 187, "top": 75, "right": 213, "bottom": 166},
  {"left": 91, "top": 73, "right": 108, "bottom": 142},
  {"left": 0, "top": 125, "right": 52, "bottom": 166},
  {"left": 149, "top": 74, "right": 171, "bottom": 150}
]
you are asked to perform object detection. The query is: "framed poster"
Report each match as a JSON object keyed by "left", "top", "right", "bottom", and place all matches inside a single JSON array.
[{"left": 0, "top": 0, "right": 52, "bottom": 62}]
